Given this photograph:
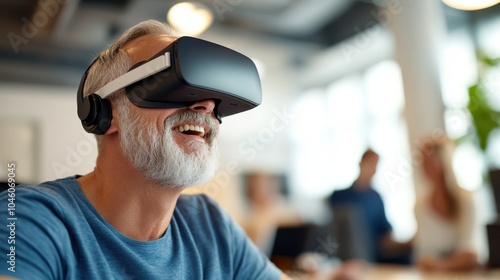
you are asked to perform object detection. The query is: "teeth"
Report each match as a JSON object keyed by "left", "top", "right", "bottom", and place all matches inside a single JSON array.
[{"left": 177, "top": 124, "right": 205, "bottom": 137}]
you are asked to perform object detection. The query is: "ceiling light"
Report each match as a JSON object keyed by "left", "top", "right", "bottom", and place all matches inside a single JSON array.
[
  {"left": 442, "top": 0, "right": 500, "bottom": 11},
  {"left": 167, "top": 2, "right": 213, "bottom": 36}
]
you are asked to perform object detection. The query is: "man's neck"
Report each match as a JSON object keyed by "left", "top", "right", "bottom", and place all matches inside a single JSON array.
[
  {"left": 352, "top": 177, "right": 371, "bottom": 191},
  {"left": 77, "top": 146, "right": 182, "bottom": 242}
]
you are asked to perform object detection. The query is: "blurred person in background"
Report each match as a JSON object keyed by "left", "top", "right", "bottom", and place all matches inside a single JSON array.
[
  {"left": 413, "top": 137, "right": 480, "bottom": 271},
  {"left": 242, "top": 171, "right": 303, "bottom": 256},
  {"left": 327, "top": 149, "right": 412, "bottom": 264},
  {"left": 242, "top": 171, "right": 366, "bottom": 280}
]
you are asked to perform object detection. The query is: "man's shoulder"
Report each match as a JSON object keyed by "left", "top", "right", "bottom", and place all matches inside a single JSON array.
[
  {"left": 0, "top": 177, "right": 80, "bottom": 213},
  {"left": 177, "top": 193, "right": 216, "bottom": 208},
  {"left": 12, "top": 176, "right": 76, "bottom": 195},
  {"left": 176, "top": 193, "right": 225, "bottom": 218},
  {"left": 174, "top": 194, "right": 282, "bottom": 280},
  {"left": 330, "top": 187, "right": 357, "bottom": 198},
  {"left": 334, "top": 187, "right": 354, "bottom": 194},
  {"left": 367, "top": 187, "right": 384, "bottom": 197},
  {"left": 174, "top": 193, "right": 236, "bottom": 232}
]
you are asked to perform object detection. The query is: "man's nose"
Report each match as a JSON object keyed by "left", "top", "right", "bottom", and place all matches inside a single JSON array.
[{"left": 188, "top": 99, "right": 216, "bottom": 115}]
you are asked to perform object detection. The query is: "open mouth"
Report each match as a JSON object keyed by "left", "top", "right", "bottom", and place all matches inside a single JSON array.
[{"left": 174, "top": 124, "right": 206, "bottom": 138}]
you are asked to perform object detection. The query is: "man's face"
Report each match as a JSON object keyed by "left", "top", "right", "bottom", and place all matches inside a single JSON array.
[{"left": 115, "top": 34, "right": 220, "bottom": 188}]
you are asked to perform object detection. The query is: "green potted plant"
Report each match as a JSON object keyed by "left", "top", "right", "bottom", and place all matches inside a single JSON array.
[
  {"left": 467, "top": 51, "right": 500, "bottom": 211},
  {"left": 466, "top": 51, "right": 500, "bottom": 268},
  {"left": 467, "top": 51, "right": 500, "bottom": 156}
]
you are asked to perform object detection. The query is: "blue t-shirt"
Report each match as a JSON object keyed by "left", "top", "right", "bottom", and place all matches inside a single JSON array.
[
  {"left": 0, "top": 177, "right": 282, "bottom": 279},
  {"left": 328, "top": 186, "right": 392, "bottom": 261}
]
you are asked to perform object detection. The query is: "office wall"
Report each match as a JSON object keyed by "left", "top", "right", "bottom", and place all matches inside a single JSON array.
[{"left": 0, "top": 84, "right": 97, "bottom": 184}]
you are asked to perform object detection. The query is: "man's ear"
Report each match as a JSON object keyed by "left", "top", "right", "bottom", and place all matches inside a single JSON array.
[
  {"left": 104, "top": 117, "right": 119, "bottom": 135},
  {"left": 104, "top": 101, "right": 119, "bottom": 135}
]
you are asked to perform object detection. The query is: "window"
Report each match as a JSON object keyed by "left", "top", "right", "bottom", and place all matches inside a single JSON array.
[{"left": 289, "top": 60, "right": 415, "bottom": 241}]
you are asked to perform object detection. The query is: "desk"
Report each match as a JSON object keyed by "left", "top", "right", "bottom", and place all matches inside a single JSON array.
[
  {"left": 292, "top": 264, "right": 500, "bottom": 280},
  {"left": 360, "top": 265, "right": 500, "bottom": 280}
]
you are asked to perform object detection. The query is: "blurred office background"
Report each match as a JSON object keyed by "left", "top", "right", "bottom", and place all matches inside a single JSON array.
[{"left": 1, "top": 0, "right": 500, "bottom": 262}]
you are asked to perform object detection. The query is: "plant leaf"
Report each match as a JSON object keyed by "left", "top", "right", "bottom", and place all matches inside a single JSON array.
[{"left": 467, "top": 84, "right": 500, "bottom": 151}]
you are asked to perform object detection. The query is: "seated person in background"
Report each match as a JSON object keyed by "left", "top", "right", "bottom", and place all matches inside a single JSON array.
[
  {"left": 328, "top": 149, "right": 412, "bottom": 264},
  {"left": 414, "top": 137, "right": 479, "bottom": 272},
  {"left": 242, "top": 171, "right": 303, "bottom": 256},
  {"left": 242, "top": 172, "right": 366, "bottom": 280}
]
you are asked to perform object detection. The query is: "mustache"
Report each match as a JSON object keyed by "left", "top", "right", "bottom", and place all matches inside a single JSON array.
[{"left": 164, "top": 109, "right": 218, "bottom": 142}]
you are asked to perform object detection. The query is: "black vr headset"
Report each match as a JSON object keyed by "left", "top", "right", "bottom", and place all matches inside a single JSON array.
[{"left": 77, "top": 36, "right": 262, "bottom": 135}]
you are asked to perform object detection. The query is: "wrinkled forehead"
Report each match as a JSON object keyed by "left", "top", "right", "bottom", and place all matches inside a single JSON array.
[{"left": 122, "top": 34, "right": 177, "bottom": 65}]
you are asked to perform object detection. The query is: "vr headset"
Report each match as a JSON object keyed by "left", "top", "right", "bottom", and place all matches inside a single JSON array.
[{"left": 77, "top": 36, "right": 262, "bottom": 135}]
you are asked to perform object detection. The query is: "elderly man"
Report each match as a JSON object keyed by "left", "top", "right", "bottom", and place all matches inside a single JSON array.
[{"left": 0, "top": 20, "right": 288, "bottom": 279}]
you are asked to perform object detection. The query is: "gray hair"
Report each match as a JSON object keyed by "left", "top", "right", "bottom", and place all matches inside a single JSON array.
[{"left": 82, "top": 20, "right": 177, "bottom": 150}]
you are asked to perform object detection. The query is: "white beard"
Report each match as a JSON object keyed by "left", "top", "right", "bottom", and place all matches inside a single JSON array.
[{"left": 119, "top": 107, "right": 219, "bottom": 188}]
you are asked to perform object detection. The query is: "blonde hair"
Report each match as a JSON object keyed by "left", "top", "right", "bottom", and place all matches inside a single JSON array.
[{"left": 420, "top": 136, "right": 462, "bottom": 219}]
